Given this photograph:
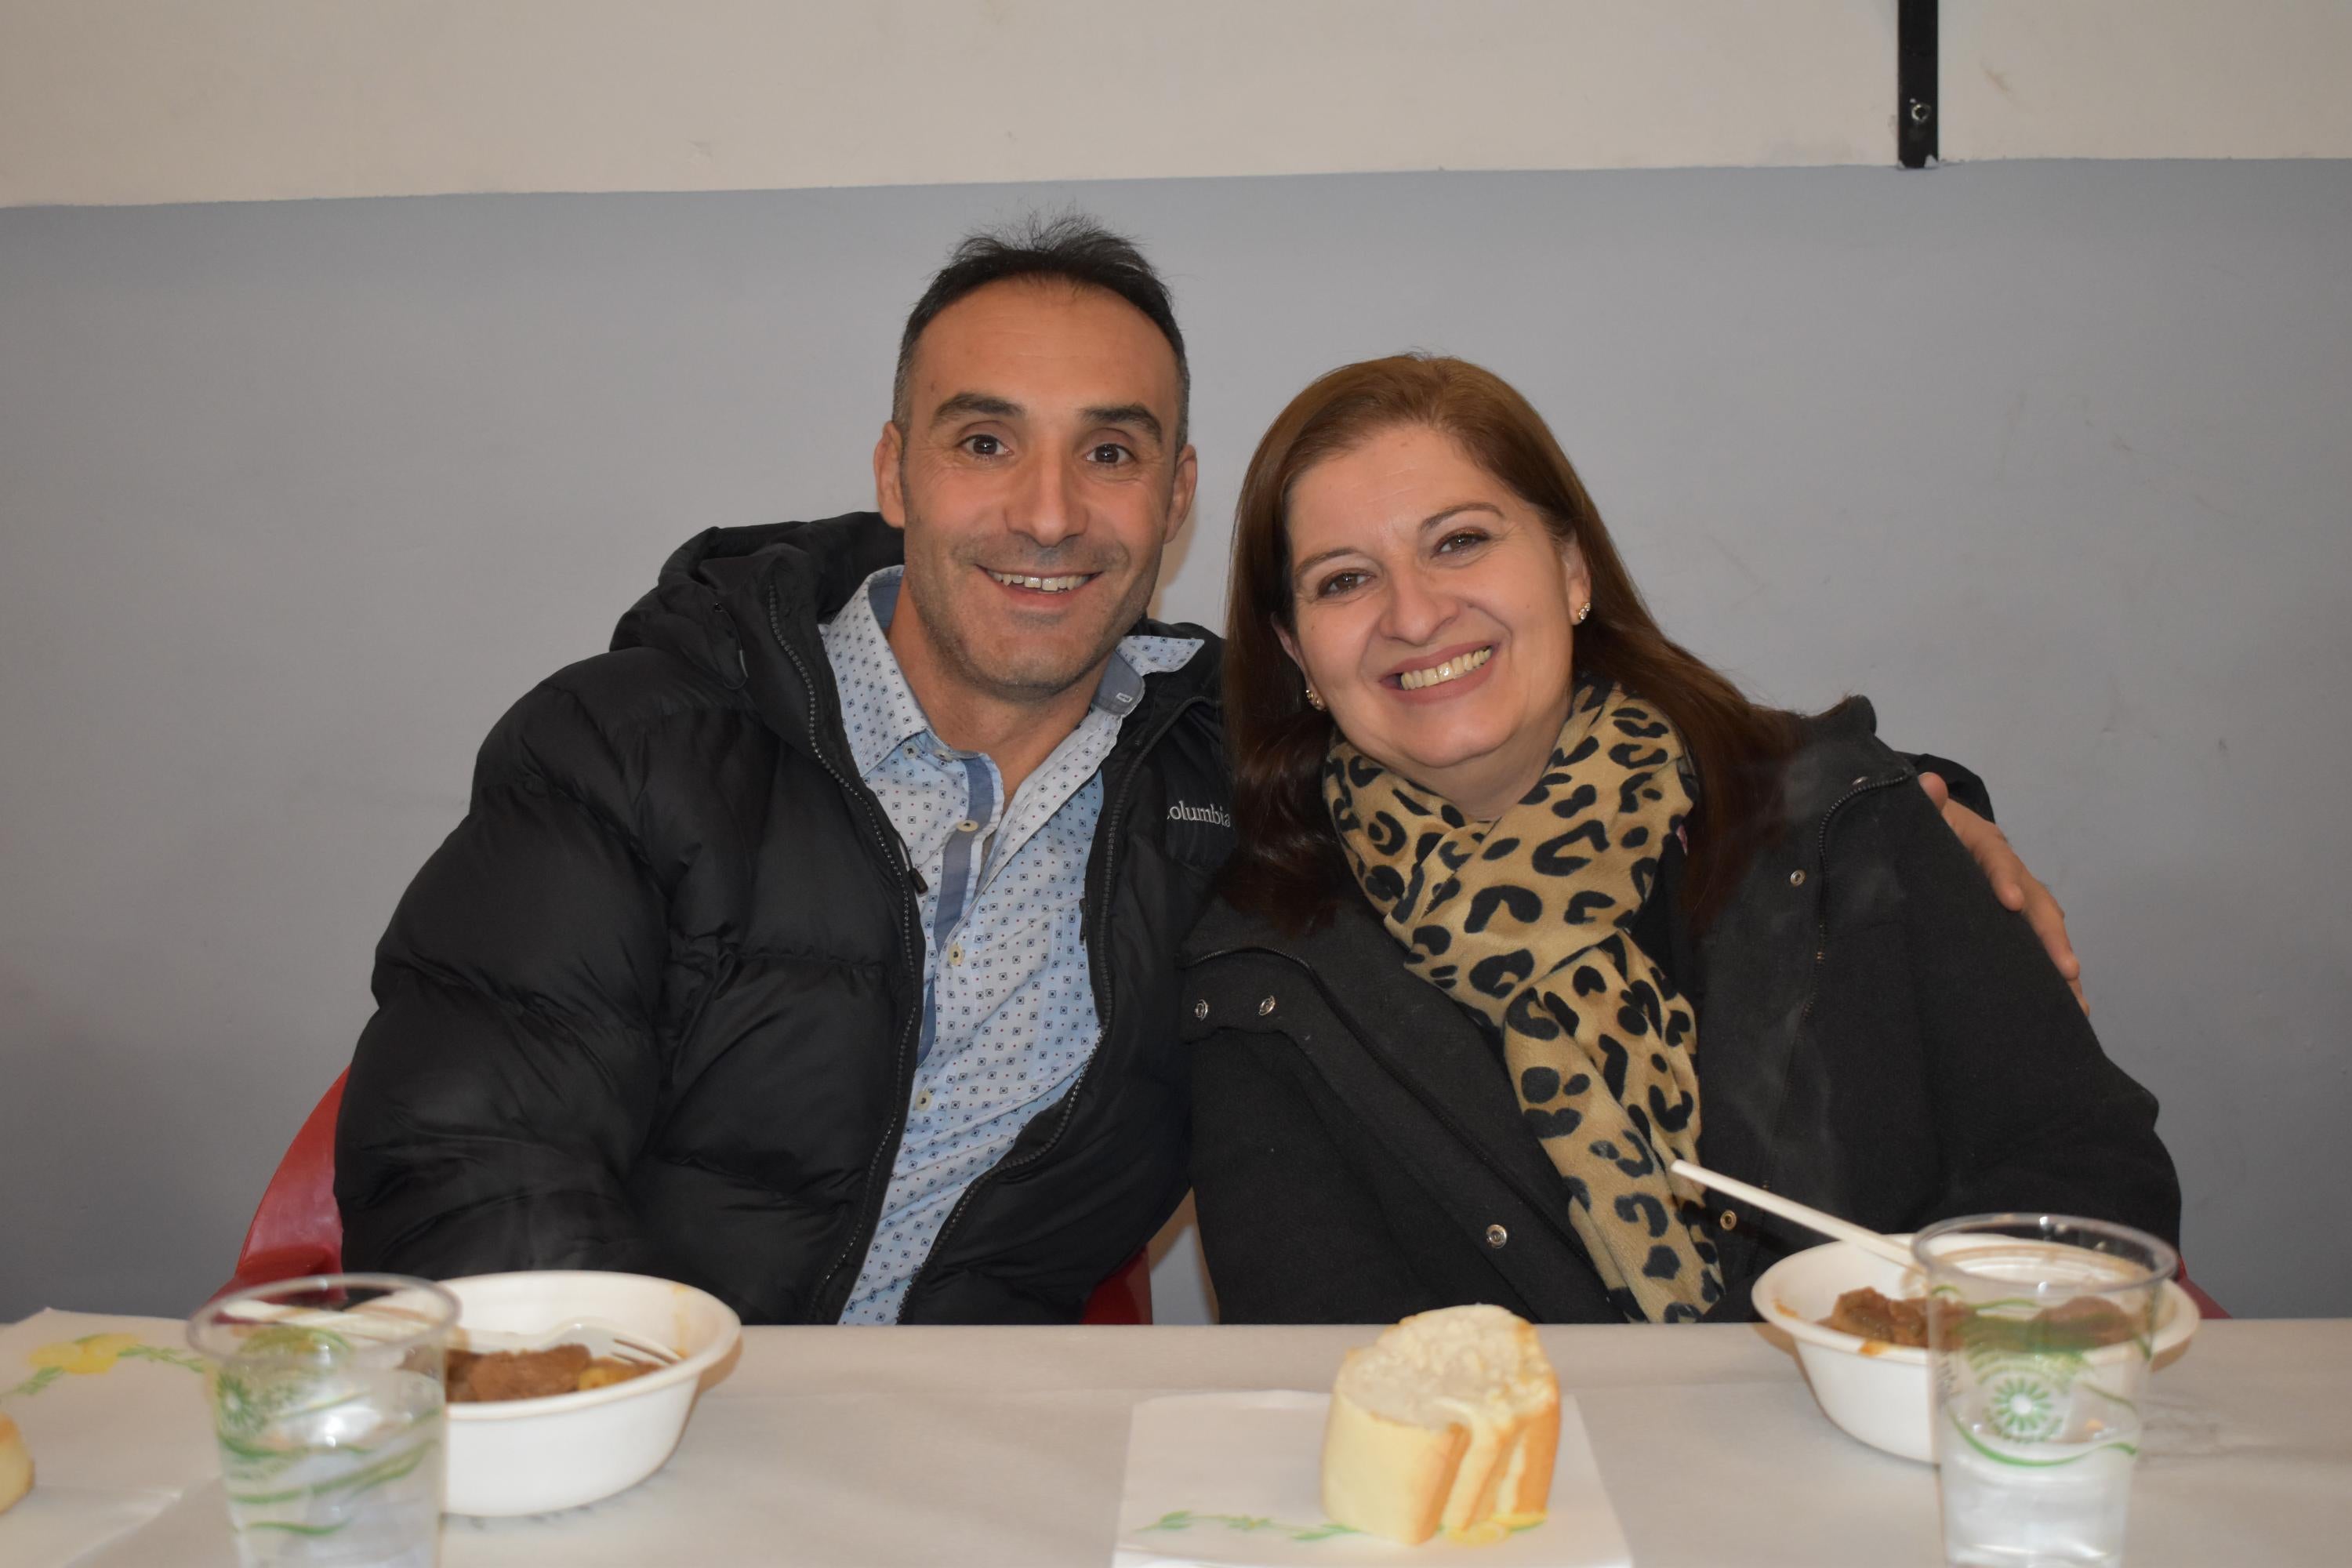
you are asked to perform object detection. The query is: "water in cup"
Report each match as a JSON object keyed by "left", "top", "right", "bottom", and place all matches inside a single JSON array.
[
  {"left": 1915, "top": 1215, "right": 2177, "bottom": 1568},
  {"left": 213, "top": 1348, "right": 444, "bottom": 1566},
  {"left": 1939, "top": 1435, "right": 2133, "bottom": 1567},
  {"left": 191, "top": 1276, "right": 457, "bottom": 1568}
]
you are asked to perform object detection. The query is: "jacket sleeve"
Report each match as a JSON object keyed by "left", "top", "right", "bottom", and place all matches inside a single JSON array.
[
  {"left": 1190, "top": 1023, "right": 1442, "bottom": 1324},
  {"left": 1885, "top": 784, "right": 2183, "bottom": 1243},
  {"left": 336, "top": 682, "right": 674, "bottom": 1279}
]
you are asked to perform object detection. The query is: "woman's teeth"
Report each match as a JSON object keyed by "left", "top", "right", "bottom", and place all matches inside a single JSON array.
[
  {"left": 1396, "top": 647, "right": 1493, "bottom": 691},
  {"left": 988, "top": 570, "right": 1091, "bottom": 593}
]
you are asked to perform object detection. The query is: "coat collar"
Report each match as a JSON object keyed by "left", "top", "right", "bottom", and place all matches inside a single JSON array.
[
  {"left": 1187, "top": 696, "right": 1905, "bottom": 969},
  {"left": 612, "top": 510, "right": 1223, "bottom": 771}
]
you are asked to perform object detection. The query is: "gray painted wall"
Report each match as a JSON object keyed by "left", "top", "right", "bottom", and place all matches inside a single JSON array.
[{"left": 3, "top": 162, "right": 2346, "bottom": 1325}]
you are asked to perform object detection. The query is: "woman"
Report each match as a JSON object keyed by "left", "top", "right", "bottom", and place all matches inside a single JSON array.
[{"left": 1182, "top": 355, "right": 2179, "bottom": 1324}]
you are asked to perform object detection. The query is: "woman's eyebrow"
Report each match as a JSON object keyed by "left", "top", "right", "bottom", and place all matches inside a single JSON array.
[
  {"left": 1419, "top": 502, "right": 1504, "bottom": 532},
  {"left": 1292, "top": 543, "right": 1361, "bottom": 583}
]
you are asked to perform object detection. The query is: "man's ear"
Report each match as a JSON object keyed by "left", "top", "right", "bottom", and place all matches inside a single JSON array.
[
  {"left": 1164, "top": 444, "right": 1200, "bottom": 542},
  {"left": 873, "top": 421, "right": 909, "bottom": 530}
]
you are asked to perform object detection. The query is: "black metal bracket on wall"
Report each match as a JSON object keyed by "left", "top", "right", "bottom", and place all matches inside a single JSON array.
[{"left": 1899, "top": 0, "right": 1938, "bottom": 168}]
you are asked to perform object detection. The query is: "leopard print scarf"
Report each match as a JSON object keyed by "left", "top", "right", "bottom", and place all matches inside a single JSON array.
[{"left": 1324, "top": 677, "right": 1722, "bottom": 1322}]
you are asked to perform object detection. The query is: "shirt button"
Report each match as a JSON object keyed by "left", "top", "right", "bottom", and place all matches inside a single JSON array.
[
  {"left": 1193, "top": 999, "right": 1210, "bottom": 1020},
  {"left": 1719, "top": 1209, "right": 1738, "bottom": 1232},
  {"left": 956, "top": 818, "right": 979, "bottom": 834},
  {"left": 1788, "top": 869, "right": 1806, "bottom": 887},
  {"left": 1258, "top": 996, "right": 1278, "bottom": 1016},
  {"left": 1484, "top": 1224, "right": 1509, "bottom": 1249},
  {"left": 948, "top": 942, "right": 964, "bottom": 966},
  {"left": 915, "top": 1089, "right": 933, "bottom": 1111}
]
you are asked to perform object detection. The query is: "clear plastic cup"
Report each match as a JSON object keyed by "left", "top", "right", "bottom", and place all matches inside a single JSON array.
[
  {"left": 1914, "top": 1214, "right": 2178, "bottom": 1568},
  {"left": 189, "top": 1274, "right": 459, "bottom": 1568}
]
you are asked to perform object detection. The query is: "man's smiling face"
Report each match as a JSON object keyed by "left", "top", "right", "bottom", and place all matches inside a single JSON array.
[{"left": 875, "top": 278, "right": 1196, "bottom": 710}]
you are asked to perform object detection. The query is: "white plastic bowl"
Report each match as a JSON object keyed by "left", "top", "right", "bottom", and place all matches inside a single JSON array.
[
  {"left": 440, "top": 1271, "right": 742, "bottom": 1516},
  {"left": 1751, "top": 1238, "right": 2199, "bottom": 1464}
]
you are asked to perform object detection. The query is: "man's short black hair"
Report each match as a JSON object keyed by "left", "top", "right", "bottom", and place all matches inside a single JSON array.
[{"left": 893, "top": 212, "right": 1190, "bottom": 451}]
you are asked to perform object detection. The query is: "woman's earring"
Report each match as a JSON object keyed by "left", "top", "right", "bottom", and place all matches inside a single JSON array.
[
  {"left": 1574, "top": 601, "right": 1593, "bottom": 626},
  {"left": 1305, "top": 684, "right": 1327, "bottom": 712}
]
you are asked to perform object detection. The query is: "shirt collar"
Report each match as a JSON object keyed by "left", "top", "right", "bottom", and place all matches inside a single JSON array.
[
  {"left": 821, "top": 568, "right": 934, "bottom": 780},
  {"left": 824, "top": 566, "right": 1202, "bottom": 781}
]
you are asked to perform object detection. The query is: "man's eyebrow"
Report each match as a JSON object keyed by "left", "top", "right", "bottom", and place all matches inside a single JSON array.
[
  {"left": 929, "top": 392, "right": 1022, "bottom": 426},
  {"left": 1082, "top": 404, "right": 1164, "bottom": 445},
  {"left": 1289, "top": 504, "right": 1504, "bottom": 586}
]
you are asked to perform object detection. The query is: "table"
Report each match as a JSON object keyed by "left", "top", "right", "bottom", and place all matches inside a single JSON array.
[{"left": 5, "top": 1308, "right": 2347, "bottom": 1566}]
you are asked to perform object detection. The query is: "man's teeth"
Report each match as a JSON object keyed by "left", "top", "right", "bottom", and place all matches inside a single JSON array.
[
  {"left": 988, "top": 571, "right": 1091, "bottom": 593},
  {"left": 1397, "top": 647, "right": 1494, "bottom": 691}
]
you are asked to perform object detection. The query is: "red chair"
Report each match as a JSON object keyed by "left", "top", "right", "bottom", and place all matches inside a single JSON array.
[
  {"left": 2176, "top": 1271, "right": 2229, "bottom": 1321},
  {"left": 220, "top": 1071, "right": 1153, "bottom": 1323},
  {"left": 219, "top": 1069, "right": 352, "bottom": 1295}
]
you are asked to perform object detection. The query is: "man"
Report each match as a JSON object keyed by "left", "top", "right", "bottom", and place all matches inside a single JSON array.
[
  {"left": 338, "top": 214, "right": 2080, "bottom": 1324},
  {"left": 338, "top": 217, "right": 1225, "bottom": 1323}
]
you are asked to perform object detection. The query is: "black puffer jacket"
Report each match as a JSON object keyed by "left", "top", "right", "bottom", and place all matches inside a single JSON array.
[
  {"left": 336, "top": 513, "right": 1232, "bottom": 1323},
  {"left": 1181, "top": 701, "right": 2180, "bottom": 1323}
]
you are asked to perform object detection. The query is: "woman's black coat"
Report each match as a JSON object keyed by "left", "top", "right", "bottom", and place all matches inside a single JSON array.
[{"left": 1180, "top": 701, "right": 2181, "bottom": 1324}]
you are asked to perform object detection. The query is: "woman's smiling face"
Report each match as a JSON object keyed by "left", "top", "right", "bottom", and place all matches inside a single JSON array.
[{"left": 1280, "top": 423, "right": 1590, "bottom": 821}]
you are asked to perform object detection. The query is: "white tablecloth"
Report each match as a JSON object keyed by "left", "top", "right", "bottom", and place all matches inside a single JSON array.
[{"left": 4, "top": 1308, "right": 2346, "bottom": 1566}]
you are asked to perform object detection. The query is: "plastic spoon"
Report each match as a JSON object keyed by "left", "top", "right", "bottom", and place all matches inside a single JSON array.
[{"left": 1669, "top": 1159, "right": 1917, "bottom": 1270}]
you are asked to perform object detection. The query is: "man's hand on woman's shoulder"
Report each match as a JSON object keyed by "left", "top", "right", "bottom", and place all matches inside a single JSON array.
[{"left": 1918, "top": 771, "right": 2088, "bottom": 1014}]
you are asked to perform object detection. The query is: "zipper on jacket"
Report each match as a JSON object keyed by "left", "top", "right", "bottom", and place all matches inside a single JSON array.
[
  {"left": 895, "top": 691, "right": 1210, "bottom": 1319},
  {"left": 1795, "top": 768, "right": 1909, "bottom": 1025},
  {"left": 1733, "top": 761, "right": 1915, "bottom": 1226},
  {"left": 764, "top": 580, "right": 927, "bottom": 1323}
]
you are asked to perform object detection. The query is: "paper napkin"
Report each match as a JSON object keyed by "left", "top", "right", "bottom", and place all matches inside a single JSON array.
[{"left": 1112, "top": 1390, "right": 1632, "bottom": 1567}]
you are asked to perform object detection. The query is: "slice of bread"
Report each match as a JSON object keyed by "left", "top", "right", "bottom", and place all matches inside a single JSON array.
[
  {"left": 1321, "top": 1304, "right": 1559, "bottom": 1545},
  {"left": 0, "top": 1412, "right": 31, "bottom": 1515}
]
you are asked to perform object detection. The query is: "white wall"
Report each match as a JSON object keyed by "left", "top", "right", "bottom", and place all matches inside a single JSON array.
[
  {"left": 2, "top": 162, "right": 2347, "bottom": 1326},
  {"left": 5, "top": 2, "right": 2350, "bottom": 209},
  {"left": 1944, "top": 5, "right": 2352, "bottom": 161}
]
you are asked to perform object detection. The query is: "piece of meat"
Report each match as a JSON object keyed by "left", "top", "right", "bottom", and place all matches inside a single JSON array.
[
  {"left": 2034, "top": 1296, "right": 2138, "bottom": 1348},
  {"left": 1821, "top": 1287, "right": 1931, "bottom": 1348},
  {"left": 445, "top": 1343, "right": 593, "bottom": 1403}
]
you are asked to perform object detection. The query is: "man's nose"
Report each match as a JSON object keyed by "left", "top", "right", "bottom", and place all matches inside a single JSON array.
[
  {"left": 1009, "top": 452, "right": 1083, "bottom": 548},
  {"left": 1381, "top": 564, "right": 1457, "bottom": 646}
]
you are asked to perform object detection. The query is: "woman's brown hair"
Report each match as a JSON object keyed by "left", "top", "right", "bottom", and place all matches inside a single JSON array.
[{"left": 1222, "top": 354, "right": 1800, "bottom": 931}]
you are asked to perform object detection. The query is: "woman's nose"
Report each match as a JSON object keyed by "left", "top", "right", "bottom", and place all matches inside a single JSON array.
[{"left": 1380, "top": 564, "right": 1457, "bottom": 645}]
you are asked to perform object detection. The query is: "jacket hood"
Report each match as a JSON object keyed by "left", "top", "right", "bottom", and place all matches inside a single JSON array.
[
  {"left": 610, "top": 512, "right": 906, "bottom": 685},
  {"left": 611, "top": 509, "right": 1224, "bottom": 732}
]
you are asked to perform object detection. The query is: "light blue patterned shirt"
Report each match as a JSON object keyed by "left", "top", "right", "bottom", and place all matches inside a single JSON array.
[{"left": 821, "top": 568, "right": 1202, "bottom": 1323}]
